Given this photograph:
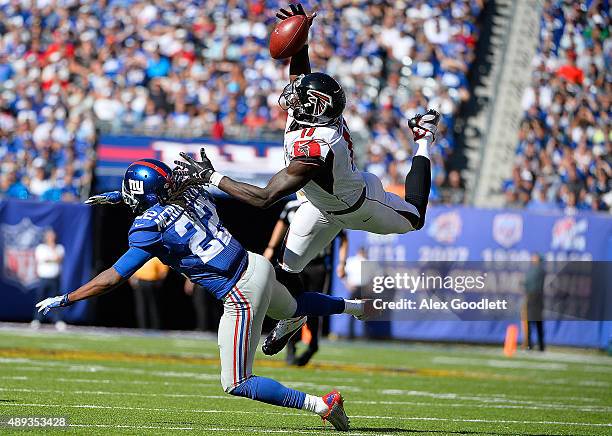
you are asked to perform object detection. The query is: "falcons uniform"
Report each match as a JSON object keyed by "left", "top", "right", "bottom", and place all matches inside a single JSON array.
[{"left": 281, "top": 112, "right": 420, "bottom": 273}]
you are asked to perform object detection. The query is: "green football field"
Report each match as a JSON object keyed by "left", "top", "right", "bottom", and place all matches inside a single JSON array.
[{"left": 0, "top": 325, "right": 610, "bottom": 435}]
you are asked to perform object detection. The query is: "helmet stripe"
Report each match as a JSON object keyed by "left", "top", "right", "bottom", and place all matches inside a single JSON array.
[{"left": 132, "top": 160, "right": 169, "bottom": 178}]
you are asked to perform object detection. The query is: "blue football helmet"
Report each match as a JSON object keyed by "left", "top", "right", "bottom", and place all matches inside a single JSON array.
[{"left": 121, "top": 159, "right": 173, "bottom": 213}]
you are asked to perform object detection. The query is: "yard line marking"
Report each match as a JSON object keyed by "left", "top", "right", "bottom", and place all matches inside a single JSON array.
[
  {"left": 68, "top": 424, "right": 375, "bottom": 435},
  {"left": 2, "top": 373, "right": 601, "bottom": 404},
  {"left": 4, "top": 387, "right": 610, "bottom": 413},
  {"left": 69, "top": 424, "right": 194, "bottom": 431},
  {"left": 3, "top": 403, "right": 610, "bottom": 428},
  {"left": 0, "top": 347, "right": 521, "bottom": 381},
  {"left": 2, "top": 368, "right": 607, "bottom": 409},
  {"left": 433, "top": 356, "right": 570, "bottom": 371},
  {"left": 0, "top": 387, "right": 229, "bottom": 399},
  {"left": 431, "top": 356, "right": 612, "bottom": 374},
  {"left": 351, "top": 399, "right": 611, "bottom": 413},
  {"left": 351, "top": 415, "right": 612, "bottom": 427}
]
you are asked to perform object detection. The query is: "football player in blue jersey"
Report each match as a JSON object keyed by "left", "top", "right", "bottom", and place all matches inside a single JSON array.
[{"left": 35, "top": 156, "right": 372, "bottom": 431}]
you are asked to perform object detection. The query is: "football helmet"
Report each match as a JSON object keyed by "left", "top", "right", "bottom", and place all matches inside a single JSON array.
[
  {"left": 121, "top": 159, "right": 173, "bottom": 213},
  {"left": 279, "top": 72, "right": 346, "bottom": 126}
]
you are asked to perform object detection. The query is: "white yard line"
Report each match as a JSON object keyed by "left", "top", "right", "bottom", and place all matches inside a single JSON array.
[
  {"left": 432, "top": 358, "right": 612, "bottom": 377},
  {"left": 2, "top": 365, "right": 609, "bottom": 411},
  {"left": 378, "top": 388, "right": 612, "bottom": 411},
  {"left": 68, "top": 424, "right": 376, "bottom": 435},
  {"left": 7, "top": 356, "right": 608, "bottom": 395},
  {"left": 69, "top": 424, "right": 195, "bottom": 431},
  {"left": 351, "top": 415, "right": 612, "bottom": 427},
  {"left": 1, "top": 374, "right": 601, "bottom": 405},
  {"left": 351, "top": 399, "right": 611, "bottom": 413},
  {"left": 3, "top": 386, "right": 610, "bottom": 413},
  {"left": 1, "top": 402, "right": 610, "bottom": 429}
]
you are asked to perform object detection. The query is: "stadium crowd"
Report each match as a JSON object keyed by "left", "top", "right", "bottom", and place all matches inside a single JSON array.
[
  {"left": 0, "top": 0, "right": 481, "bottom": 203},
  {"left": 506, "top": 0, "right": 611, "bottom": 213}
]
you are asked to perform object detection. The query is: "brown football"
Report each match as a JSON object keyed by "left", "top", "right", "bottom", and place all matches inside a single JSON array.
[{"left": 269, "top": 15, "right": 309, "bottom": 60}]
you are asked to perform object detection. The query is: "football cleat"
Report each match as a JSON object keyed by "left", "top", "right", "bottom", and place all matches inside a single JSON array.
[
  {"left": 262, "top": 316, "right": 307, "bottom": 356},
  {"left": 321, "top": 390, "right": 350, "bottom": 431},
  {"left": 408, "top": 109, "right": 440, "bottom": 141}
]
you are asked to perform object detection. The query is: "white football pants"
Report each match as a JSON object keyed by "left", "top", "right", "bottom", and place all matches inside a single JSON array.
[
  {"left": 218, "top": 251, "right": 296, "bottom": 392},
  {"left": 282, "top": 172, "right": 418, "bottom": 273}
]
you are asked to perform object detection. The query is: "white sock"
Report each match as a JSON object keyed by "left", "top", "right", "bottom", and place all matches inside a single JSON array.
[
  {"left": 302, "top": 394, "right": 329, "bottom": 416},
  {"left": 343, "top": 299, "right": 364, "bottom": 317},
  {"left": 415, "top": 136, "right": 432, "bottom": 159}
]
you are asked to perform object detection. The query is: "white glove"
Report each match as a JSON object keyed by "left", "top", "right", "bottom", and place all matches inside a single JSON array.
[
  {"left": 85, "top": 191, "right": 123, "bottom": 205},
  {"left": 35, "top": 294, "right": 71, "bottom": 315}
]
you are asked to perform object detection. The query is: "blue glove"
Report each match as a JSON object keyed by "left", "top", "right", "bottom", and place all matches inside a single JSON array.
[
  {"left": 35, "top": 294, "right": 72, "bottom": 315},
  {"left": 85, "top": 191, "right": 123, "bottom": 205}
]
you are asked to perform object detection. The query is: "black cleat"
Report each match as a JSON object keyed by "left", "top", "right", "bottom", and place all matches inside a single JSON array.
[{"left": 262, "top": 316, "right": 307, "bottom": 356}]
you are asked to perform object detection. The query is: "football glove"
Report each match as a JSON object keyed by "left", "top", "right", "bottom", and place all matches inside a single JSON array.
[
  {"left": 85, "top": 191, "right": 123, "bottom": 205},
  {"left": 35, "top": 294, "right": 72, "bottom": 315},
  {"left": 173, "top": 148, "right": 215, "bottom": 184},
  {"left": 408, "top": 109, "right": 440, "bottom": 141},
  {"left": 276, "top": 3, "right": 316, "bottom": 26}
]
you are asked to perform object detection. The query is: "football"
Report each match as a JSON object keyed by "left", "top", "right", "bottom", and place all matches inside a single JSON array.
[{"left": 269, "top": 15, "right": 309, "bottom": 59}]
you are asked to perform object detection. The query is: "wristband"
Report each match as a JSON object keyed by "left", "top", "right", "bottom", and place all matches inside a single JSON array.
[
  {"left": 209, "top": 172, "right": 225, "bottom": 187},
  {"left": 61, "top": 294, "right": 73, "bottom": 307}
]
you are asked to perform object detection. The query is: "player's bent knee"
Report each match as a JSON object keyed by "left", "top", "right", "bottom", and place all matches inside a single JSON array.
[{"left": 280, "top": 251, "right": 306, "bottom": 274}]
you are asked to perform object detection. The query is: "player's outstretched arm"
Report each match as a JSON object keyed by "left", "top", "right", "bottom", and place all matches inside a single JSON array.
[
  {"left": 173, "top": 147, "right": 320, "bottom": 209},
  {"left": 276, "top": 3, "right": 316, "bottom": 81},
  {"left": 35, "top": 268, "right": 125, "bottom": 315},
  {"left": 218, "top": 160, "right": 318, "bottom": 209},
  {"left": 35, "top": 247, "right": 152, "bottom": 315}
]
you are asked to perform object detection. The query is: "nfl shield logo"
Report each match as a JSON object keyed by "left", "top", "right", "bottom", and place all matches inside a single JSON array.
[
  {"left": 492, "top": 214, "right": 523, "bottom": 248},
  {"left": 1, "top": 218, "right": 45, "bottom": 290},
  {"left": 427, "top": 211, "right": 462, "bottom": 244}
]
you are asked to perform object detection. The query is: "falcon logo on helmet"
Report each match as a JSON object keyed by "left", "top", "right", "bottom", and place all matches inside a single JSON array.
[
  {"left": 278, "top": 72, "right": 346, "bottom": 126},
  {"left": 306, "top": 90, "right": 333, "bottom": 117}
]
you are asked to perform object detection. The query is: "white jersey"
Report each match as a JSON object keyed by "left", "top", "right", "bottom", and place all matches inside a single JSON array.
[{"left": 283, "top": 113, "right": 365, "bottom": 212}]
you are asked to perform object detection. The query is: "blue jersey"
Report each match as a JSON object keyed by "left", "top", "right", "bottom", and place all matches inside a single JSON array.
[{"left": 113, "top": 188, "right": 247, "bottom": 300}]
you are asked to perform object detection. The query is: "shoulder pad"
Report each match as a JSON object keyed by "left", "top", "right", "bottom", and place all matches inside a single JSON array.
[{"left": 128, "top": 223, "right": 162, "bottom": 249}]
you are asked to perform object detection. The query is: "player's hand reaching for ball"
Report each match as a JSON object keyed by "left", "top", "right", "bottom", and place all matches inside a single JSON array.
[
  {"left": 174, "top": 148, "right": 216, "bottom": 184},
  {"left": 276, "top": 3, "right": 316, "bottom": 26}
]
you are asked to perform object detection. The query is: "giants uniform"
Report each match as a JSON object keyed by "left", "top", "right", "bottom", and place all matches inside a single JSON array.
[
  {"left": 282, "top": 113, "right": 420, "bottom": 273},
  {"left": 112, "top": 188, "right": 297, "bottom": 392}
]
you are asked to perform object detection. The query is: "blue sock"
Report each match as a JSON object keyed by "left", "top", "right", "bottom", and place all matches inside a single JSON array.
[
  {"left": 230, "top": 376, "right": 305, "bottom": 409},
  {"left": 293, "top": 292, "right": 345, "bottom": 317}
]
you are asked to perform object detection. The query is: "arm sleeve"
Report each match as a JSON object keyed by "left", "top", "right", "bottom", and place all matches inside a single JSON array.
[{"left": 112, "top": 247, "right": 154, "bottom": 278}]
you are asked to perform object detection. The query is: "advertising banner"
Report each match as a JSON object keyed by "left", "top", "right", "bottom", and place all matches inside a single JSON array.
[{"left": 332, "top": 207, "right": 612, "bottom": 348}]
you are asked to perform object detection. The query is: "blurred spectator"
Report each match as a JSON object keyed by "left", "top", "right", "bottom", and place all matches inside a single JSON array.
[
  {"left": 507, "top": 0, "right": 610, "bottom": 212},
  {"left": 129, "top": 257, "right": 168, "bottom": 330},
  {"left": 343, "top": 247, "right": 368, "bottom": 340},
  {"left": 0, "top": 0, "right": 482, "bottom": 205},
  {"left": 523, "top": 253, "right": 545, "bottom": 352},
  {"left": 439, "top": 169, "right": 465, "bottom": 204},
  {"left": 32, "top": 229, "right": 65, "bottom": 331}
]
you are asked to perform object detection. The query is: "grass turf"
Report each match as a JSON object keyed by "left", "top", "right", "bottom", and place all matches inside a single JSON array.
[{"left": 0, "top": 325, "right": 610, "bottom": 435}]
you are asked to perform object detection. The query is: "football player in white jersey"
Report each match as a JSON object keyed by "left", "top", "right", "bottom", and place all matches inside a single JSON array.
[{"left": 174, "top": 3, "right": 439, "bottom": 356}]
